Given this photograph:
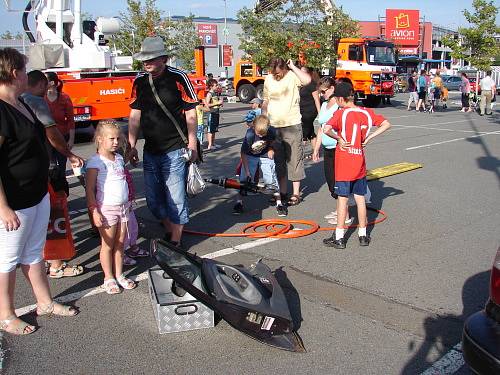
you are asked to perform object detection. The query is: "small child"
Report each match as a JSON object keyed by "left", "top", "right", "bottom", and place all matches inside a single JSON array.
[
  {"left": 322, "top": 82, "right": 391, "bottom": 249},
  {"left": 85, "top": 120, "right": 137, "bottom": 294},
  {"left": 118, "top": 135, "right": 148, "bottom": 264},
  {"left": 244, "top": 98, "right": 263, "bottom": 127},
  {"left": 233, "top": 115, "right": 279, "bottom": 214},
  {"left": 428, "top": 83, "right": 436, "bottom": 113},
  {"left": 196, "top": 103, "right": 206, "bottom": 145},
  {"left": 204, "top": 79, "right": 223, "bottom": 151}
]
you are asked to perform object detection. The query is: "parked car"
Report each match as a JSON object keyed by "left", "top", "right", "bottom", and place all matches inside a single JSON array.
[
  {"left": 443, "top": 75, "right": 463, "bottom": 91},
  {"left": 462, "top": 247, "right": 500, "bottom": 374}
]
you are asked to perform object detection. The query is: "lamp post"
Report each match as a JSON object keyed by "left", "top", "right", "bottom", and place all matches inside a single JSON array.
[{"left": 223, "top": 0, "right": 228, "bottom": 78}]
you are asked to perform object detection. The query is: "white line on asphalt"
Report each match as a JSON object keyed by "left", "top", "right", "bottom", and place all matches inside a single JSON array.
[
  {"left": 14, "top": 237, "right": 278, "bottom": 317},
  {"left": 420, "top": 343, "right": 465, "bottom": 375},
  {"left": 406, "top": 130, "right": 500, "bottom": 150},
  {"left": 392, "top": 124, "right": 488, "bottom": 134},
  {"left": 391, "top": 119, "right": 472, "bottom": 131}
]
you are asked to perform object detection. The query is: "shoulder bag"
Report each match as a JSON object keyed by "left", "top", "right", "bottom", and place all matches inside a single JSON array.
[{"left": 148, "top": 74, "right": 205, "bottom": 196}]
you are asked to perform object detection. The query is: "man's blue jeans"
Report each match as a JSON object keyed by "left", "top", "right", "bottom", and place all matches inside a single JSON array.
[{"left": 143, "top": 148, "right": 189, "bottom": 225}]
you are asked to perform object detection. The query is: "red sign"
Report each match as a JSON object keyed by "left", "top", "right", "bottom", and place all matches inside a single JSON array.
[
  {"left": 222, "top": 45, "right": 233, "bottom": 67},
  {"left": 197, "top": 24, "right": 218, "bottom": 48},
  {"left": 386, "top": 9, "right": 420, "bottom": 46}
]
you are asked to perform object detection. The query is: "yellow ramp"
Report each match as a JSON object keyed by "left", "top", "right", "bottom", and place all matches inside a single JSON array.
[{"left": 366, "top": 162, "right": 423, "bottom": 181}]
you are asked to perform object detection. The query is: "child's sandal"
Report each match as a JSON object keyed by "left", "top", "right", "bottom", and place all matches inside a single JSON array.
[
  {"left": 0, "top": 315, "right": 36, "bottom": 335},
  {"left": 103, "top": 278, "right": 121, "bottom": 295},
  {"left": 36, "top": 301, "right": 79, "bottom": 317},
  {"left": 117, "top": 274, "right": 137, "bottom": 290}
]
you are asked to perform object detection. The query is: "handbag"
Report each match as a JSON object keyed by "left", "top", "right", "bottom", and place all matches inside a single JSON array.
[
  {"left": 186, "top": 162, "right": 206, "bottom": 197},
  {"left": 148, "top": 74, "right": 205, "bottom": 196},
  {"left": 43, "top": 184, "right": 76, "bottom": 261}
]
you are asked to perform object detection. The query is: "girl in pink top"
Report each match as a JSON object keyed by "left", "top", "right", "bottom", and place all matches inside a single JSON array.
[{"left": 86, "top": 120, "right": 137, "bottom": 295}]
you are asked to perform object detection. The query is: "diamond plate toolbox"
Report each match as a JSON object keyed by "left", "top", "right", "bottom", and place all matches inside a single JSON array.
[{"left": 148, "top": 266, "right": 215, "bottom": 334}]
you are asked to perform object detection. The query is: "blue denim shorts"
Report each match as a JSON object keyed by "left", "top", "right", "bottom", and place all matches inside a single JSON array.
[
  {"left": 143, "top": 149, "right": 189, "bottom": 225},
  {"left": 334, "top": 178, "right": 367, "bottom": 197}
]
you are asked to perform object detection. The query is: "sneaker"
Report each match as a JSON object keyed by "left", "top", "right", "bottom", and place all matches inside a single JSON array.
[
  {"left": 123, "top": 254, "right": 137, "bottom": 266},
  {"left": 323, "top": 236, "right": 346, "bottom": 249},
  {"left": 327, "top": 217, "right": 354, "bottom": 225},
  {"left": 359, "top": 235, "right": 371, "bottom": 246},
  {"left": 276, "top": 204, "right": 288, "bottom": 217},
  {"left": 233, "top": 202, "right": 244, "bottom": 215},
  {"left": 324, "top": 211, "right": 337, "bottom": 219}
]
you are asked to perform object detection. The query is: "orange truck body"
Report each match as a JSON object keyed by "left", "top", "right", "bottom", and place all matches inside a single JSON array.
[
  {"left": 56, "top": 51, "right": 207, "bottom": 127},
  {"left": 233, "top": 38, "right": 396, "bottom": 107}
]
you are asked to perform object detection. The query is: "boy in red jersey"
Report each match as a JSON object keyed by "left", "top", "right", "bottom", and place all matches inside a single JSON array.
[{"left": 322, "top": 82, "right": 391, "bottom": 249}]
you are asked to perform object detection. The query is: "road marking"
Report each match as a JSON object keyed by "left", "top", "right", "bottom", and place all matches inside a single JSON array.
[
  {"left": 14, "top": 237, "right": 278, "bottom": 317},
  {"left": 420, "top": 343, "right": 465, "bottom": 375},
  {"left": 393, "top": 124, "right": 488, "bottom": 134},
  {"left": 406, "top": 130, "right": 500, "bottom": 150},
  {"left": 392, "top": 119, "right": 472, "bottom": 131}
]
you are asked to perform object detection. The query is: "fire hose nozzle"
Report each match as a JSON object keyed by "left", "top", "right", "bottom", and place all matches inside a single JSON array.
[{"left": 204, "top": 177, "right": 266, "bottom": 194}]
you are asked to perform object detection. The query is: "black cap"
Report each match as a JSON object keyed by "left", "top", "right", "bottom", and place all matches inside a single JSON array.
[{"left": 333, "top": 82, "right": 354, "bottom": 98}]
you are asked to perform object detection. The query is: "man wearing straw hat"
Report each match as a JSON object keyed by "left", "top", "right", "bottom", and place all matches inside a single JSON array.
[{"left": 128, "top": 36, "right": 199, "bottom": 247}]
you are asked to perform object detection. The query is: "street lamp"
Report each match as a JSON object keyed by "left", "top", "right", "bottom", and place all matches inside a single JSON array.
[{"left": 223, "top": 0, "right": 228, "bottom": 78}]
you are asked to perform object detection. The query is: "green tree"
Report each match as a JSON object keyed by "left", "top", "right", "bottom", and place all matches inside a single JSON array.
[
  {"left": 442, "top": 0, "right": 500, "bottom": 71},
  {"left": 110, "top": 0, "right": 199, "bottom": 71},
  {"left": 237, "top": 0, "right": 359, "bottom": 70}
]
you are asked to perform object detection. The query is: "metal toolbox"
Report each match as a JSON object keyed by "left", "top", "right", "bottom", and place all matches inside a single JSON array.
[{"left": 148, "top": 266, "right": 215, "bottom": 334}]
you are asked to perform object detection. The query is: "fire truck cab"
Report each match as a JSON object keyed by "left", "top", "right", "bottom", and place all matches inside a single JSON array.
[{"left": 336, "top": 38, "right": 396, "bottom": 107}]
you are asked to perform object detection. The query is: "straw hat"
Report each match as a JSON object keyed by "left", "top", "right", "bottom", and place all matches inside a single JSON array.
[{"left": 133, "top": 36, "right": 170, "bottom": 61}]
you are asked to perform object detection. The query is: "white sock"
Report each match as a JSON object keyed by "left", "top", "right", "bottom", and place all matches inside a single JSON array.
[
  {"left": 358, "top": 227, "right": 367, "bottom": 237},
  {"left": 275, "top": 193, "right": 281, "bottom": 206},
  {"left": 335, "top": 228, "right": 345, "bottom": 240}
]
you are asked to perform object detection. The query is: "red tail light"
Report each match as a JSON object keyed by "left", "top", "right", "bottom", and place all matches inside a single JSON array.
[
  {"left": 491, "top": 247, "right": 500, "bottom": 305},
  {"left": 74, "top": 106, "right": 91, "bottom": 115}
]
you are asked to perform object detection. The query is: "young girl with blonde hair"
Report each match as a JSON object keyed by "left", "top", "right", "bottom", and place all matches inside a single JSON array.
[{"left": 86, "top": 120, "right": 137, "bottom": 294}]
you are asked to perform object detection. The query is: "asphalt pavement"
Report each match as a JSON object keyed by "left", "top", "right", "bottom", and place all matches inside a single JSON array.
[{"left": 1, "top": 92, "right": 498, "bottom": 375}]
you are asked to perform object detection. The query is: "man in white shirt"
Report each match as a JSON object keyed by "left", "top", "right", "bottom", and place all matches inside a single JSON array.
[{"left": 479, "top": 71, "right": 496, "bottom": 116}]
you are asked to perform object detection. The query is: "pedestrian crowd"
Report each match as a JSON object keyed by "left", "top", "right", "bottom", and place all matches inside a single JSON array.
[
  {"left": 406, "top": 69, "right": 496, "bottom": 115},
  {"left": 1, "top": 36, "right": 497, "bottom": 336}
]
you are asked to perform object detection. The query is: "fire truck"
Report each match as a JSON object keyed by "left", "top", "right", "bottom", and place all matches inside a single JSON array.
[
  {"left": 234, "top": 0, "right": 396, "bottom": 107},
  {"left": 17, "top": 0, "right": 206, "bottom": 127}
]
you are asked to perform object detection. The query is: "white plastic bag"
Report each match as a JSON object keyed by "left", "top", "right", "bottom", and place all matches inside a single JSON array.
[{"left": 186, "top": 162, "right": 206, "bottom": 197}]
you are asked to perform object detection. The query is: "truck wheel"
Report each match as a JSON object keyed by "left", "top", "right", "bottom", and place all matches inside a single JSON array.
[
  {"left": 256, "top": 84, "right": 264, "bottom": 101},
  {"left": 238, "top": 84, "right": 256, "bottom": 103},
  {"left": 362, "top": 95, "right": 381, "bottom": 108}
]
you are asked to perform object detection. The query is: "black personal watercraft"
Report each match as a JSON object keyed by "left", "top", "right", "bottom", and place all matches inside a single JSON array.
[{"left": 152, "top": 239, "right": 305, "bottom": 352}]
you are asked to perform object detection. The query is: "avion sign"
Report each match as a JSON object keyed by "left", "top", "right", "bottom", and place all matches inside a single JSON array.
[{"left": 386, "top": 9, "right": 420, "bottom": 46}]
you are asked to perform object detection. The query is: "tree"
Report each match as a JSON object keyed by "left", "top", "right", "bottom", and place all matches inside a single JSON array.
[
  {"left": 110, "top": 0, "right": 200, "bottom": 71},
  {"left": 0, "top": 30, "right": 24, "bottom": 40},
  {"left": 237, "top": 0, "right": 359, "bottom": 70},
  {"left": 442, "top": 0, "right": 500, "bottom": 71}
]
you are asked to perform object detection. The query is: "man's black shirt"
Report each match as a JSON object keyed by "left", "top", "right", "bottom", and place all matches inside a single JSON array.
[{"left": 130, "top": 67, "right": 198, "bottom": 154}]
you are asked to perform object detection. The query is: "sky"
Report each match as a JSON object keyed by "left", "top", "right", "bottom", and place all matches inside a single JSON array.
[{"left": 1, "top": 0, "right": 497, "bottom": 34}]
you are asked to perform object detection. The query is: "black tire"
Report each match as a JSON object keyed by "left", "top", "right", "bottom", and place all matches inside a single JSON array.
[
  {"left": 256, "top": 84, "right": 264, "bottom": 101},
  {"left": 362, "top": 95, "right": 381, "bottom": 108},
  {"left": 238, "top": 84, "right": 256, "bottom": 103}
]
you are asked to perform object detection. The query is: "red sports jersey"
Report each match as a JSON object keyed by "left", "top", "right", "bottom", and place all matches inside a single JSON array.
[{"left": 326, "top": 106, "right": 386, "bottom": 181}]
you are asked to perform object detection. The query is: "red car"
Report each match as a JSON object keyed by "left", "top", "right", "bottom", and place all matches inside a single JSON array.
[{"left": 462, "top": 247, "right": 500, "bottom": 374}]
